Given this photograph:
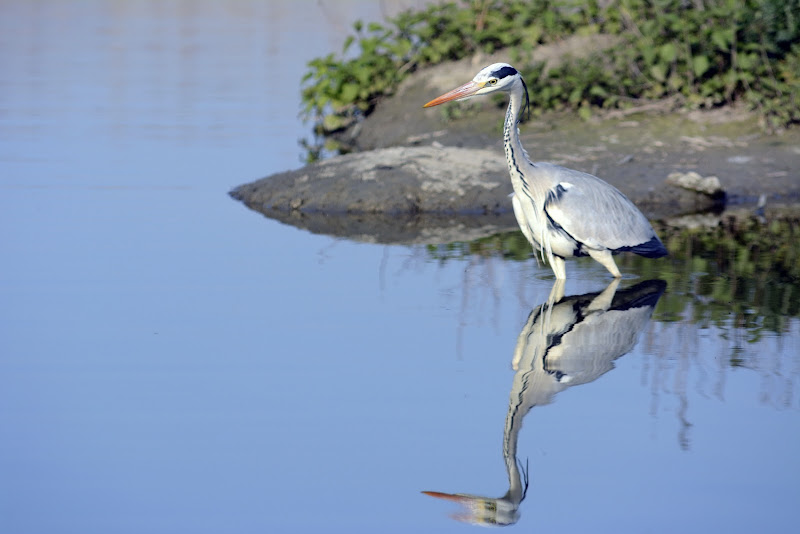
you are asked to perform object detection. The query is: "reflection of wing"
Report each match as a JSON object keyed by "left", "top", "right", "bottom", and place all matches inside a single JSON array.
[
  {"left": 544, "top": 281, "right": 665, "bottom": 385},
  {"left": 544, "top": 306, "right": 651, "bottom": 384},
  {"left": 508, "top": 279, "right": 666, "bottom": 421}
]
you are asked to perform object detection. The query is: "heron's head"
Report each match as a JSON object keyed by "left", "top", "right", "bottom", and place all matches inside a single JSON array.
[{"left": 423, "top": 63, "right": 526, "bottom": 108}]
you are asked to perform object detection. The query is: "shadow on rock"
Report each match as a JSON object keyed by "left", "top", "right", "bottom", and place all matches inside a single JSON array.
[{"left": 236, "top": 204, "right": 519, "bottom": 245}]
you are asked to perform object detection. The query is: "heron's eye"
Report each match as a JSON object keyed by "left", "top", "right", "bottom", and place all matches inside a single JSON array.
[{"left": 488, "top": 79, "right": 498, "bottom": 85}]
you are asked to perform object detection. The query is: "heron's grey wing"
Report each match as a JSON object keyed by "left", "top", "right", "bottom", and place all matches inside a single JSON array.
[{"left": 542, "top": 171, "right": 657, "bottom": 252}]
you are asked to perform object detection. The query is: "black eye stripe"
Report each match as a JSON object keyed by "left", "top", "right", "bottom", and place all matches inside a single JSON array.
[{"left": 491, "top": 66, "right": 518, "bottom": 79}]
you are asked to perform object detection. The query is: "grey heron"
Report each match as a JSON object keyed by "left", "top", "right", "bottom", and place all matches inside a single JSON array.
[{"left": 423, "top": 63, "right": 667, "bottom": 279}]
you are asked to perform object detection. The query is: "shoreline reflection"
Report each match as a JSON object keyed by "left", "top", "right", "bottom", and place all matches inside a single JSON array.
[{"left": 424, "top": 279, "right": 667, "bottom": 526}]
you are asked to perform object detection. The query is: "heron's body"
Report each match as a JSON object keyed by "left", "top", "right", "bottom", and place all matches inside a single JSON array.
[{"left": 424, "top": 63, "right": 667, "bottom": 279}]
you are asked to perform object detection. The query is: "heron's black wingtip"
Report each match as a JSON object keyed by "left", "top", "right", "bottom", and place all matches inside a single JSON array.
[{"left": 620, "top": 235, "right": 668, "bottom": 258}]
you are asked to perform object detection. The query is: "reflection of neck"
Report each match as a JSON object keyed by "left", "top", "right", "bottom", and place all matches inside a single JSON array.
[
  {"left": 503, "top": 299, "right": 559, "bottom": 505},
  {"left": 502, "top": 397, "right": 527, "bottom": 504}
]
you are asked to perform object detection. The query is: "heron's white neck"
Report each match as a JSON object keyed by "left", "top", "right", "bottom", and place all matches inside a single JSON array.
[{"left": 502, "top": 80, "right": 532, "bottom": 193}]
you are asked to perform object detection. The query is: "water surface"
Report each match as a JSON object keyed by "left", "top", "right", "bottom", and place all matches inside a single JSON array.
[{"left": 1, "top": 2, "right": 798, "bottom": 533}]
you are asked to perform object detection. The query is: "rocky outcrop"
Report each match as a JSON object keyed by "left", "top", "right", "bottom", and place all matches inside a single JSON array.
[
  {"left": 230, "top": 142, "right": 735, "bottom": 220},
  {"left": 231, "top": 38, "right": 800, "bottom": 244},
  {"left": 230, "top": 146, "right": 512, "bottom": 215}
]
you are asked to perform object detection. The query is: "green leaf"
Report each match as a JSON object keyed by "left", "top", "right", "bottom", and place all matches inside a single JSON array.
[
  {"left": 692, "top": 55, "right": 710, "bottom": 78},
  {"left": 667, "top": 73, "right": 683, "bottom": 91},
  {"left": 641, "top": 44, "right": 657, "bottom": 66},
  {"left": 354, "top": 67, "right": 371, "bottom": 85},
  {"left": 711, "top": 29, "right": 729, "bottom": 51},
  {"left": 323, "top": 114, "right": 347, "bottom": 132},
  {"left": 659, "top": 42, "right": 678, "bottom": 63},
  {"left": 589, "top": 85, "right": 608, "bottom": 97},
  {"left": 340, "top": 83, "right": 359, "bottom": 103},
  {"left": 650, "top": 63, "right": 667, "bottom": 82},
  {"left": 342, "top": 35, "right": 355, "bottom": 54},
  {"left": 738, "top": 52, "right": 757, "bottom": 70}
]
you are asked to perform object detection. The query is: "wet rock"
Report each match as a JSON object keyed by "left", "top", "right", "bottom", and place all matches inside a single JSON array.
[
  {"left": 634, "top": 171, "right": 727, "bottom": 217},
  {"left": 663, "top": 212, "right": 723, "bottom": 230},
  {"left": 230, "top": 145, "right": 512, "bottom": 215},
  {"left": 666, "top": 171, "right": 724, "bottom": 195}
]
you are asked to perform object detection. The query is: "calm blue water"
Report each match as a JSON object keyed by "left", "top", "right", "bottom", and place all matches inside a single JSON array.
[{"left": 1, "top": 2, "right": 798, "bottom": 533}]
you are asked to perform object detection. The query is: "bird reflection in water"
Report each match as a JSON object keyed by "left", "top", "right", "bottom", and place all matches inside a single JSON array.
[{"left": 423, "top": 278, "right": 667, "bottom": 526}]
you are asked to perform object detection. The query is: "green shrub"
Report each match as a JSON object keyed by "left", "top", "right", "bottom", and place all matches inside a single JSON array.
[{"left": 301, "top": 0, "right": 800, "bottom": 141}]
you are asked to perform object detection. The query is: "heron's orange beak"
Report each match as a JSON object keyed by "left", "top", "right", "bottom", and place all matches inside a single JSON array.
[{"left": 423, "top": 81, "right": 483, "bottom": 107}]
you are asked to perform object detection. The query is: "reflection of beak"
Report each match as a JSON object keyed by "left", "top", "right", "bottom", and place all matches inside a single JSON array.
[
  {"left": 423, "top": 81, "right": 483, "bottom": 107},
  {"left": 423, "top": 491, "right": 512, "bottom": 526},
  {"left": 421, "top": 491, "right": 470, "bottom": 502}
]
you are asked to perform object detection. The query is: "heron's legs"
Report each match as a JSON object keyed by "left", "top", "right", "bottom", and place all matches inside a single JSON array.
[
  {"left": 546, "top": 279, "right": 566, "bottom": 306},
  {"left": 550, "top": 255, "right": 566, "bottom": 280},
  {"left": 587, "top": 249, "right": 621, "bottom": 278},
  {"left": 540, "top": 279, "right": 566, "bottom": 336}
]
